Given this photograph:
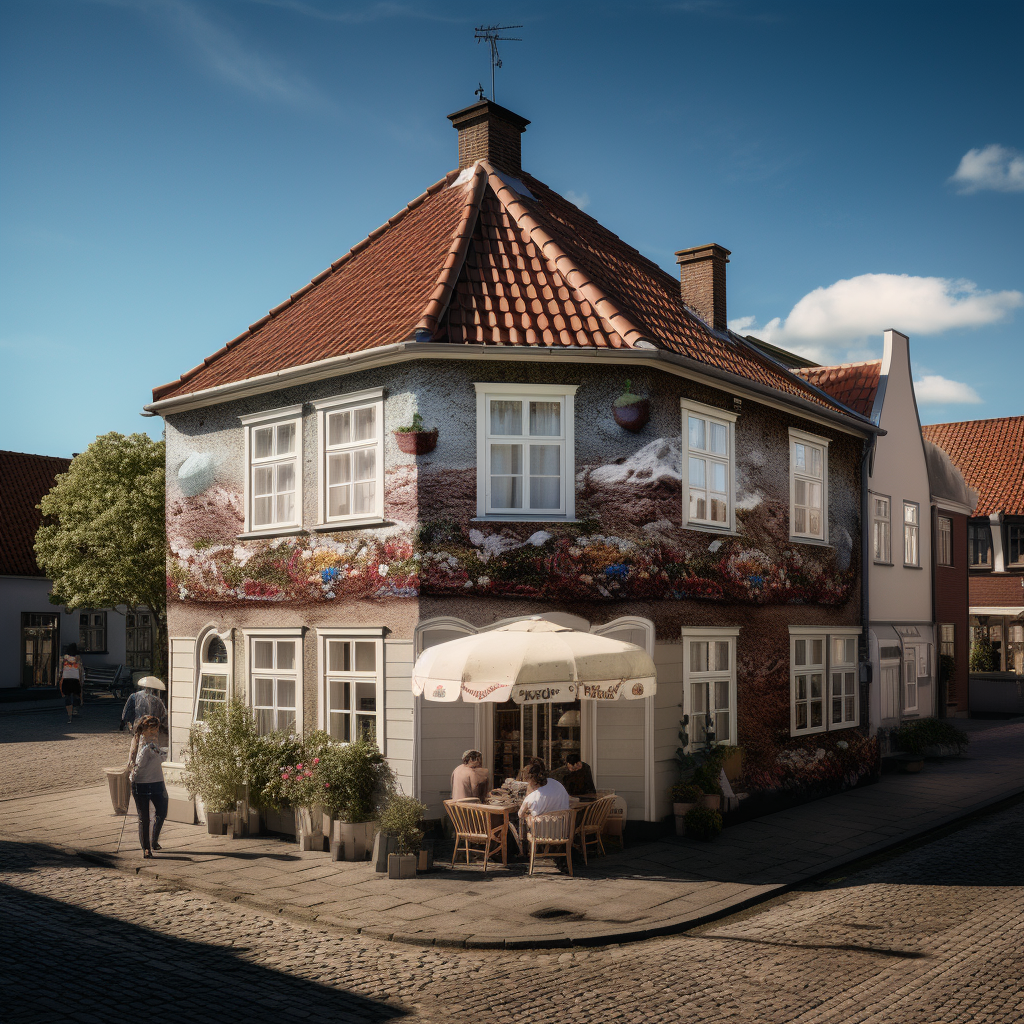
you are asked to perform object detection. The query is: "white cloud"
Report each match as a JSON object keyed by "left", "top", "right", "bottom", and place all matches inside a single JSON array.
[
  {"left": 913, "top": 375, "right": 983, "bottom": 405},
  {"left": 735, "top": 273, "right": 1023, "bottom": 362},
  {"left": 949, "top": 144, "right": 1024, "bottom": 193},
  {"left": 565, "top": 190, "right": 590, "bottom": 210},
  {"left": 727, "top": 315, "right": 757, "bottom": 333}
]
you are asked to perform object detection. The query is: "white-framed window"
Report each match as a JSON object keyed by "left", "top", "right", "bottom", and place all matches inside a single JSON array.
[
  {"left": 789, "top": 627, "right": 860, "bottom": 735},
  {"left": 313, "top": 389, "right": 384, "bottom": 527},
  {"left": 789, "top": 427, "right": 829, "bottom": 543},
  {"left": 903, "top": 647, "right": 918, "bottom": 713},
  {"left": 872, "top": 495, "right": 891, "bottom": 563},
  {"left": 904, "top": 501, "right": 920, "bottom": 566},
  {"left": 125, "top": 611, "right": 153, "bottom": 671},
  {"left": 681, "top": 399, "right": 738, "bottom": 532},
  {"left": 937, "top": 516, "right": 952, "bottom": 566},
  {"left": 681, "top": 627, "right": 739, "bottom": 749},
  {"left": 79, "top": 611, "right": 107, "bottom": 652},
  {"left": 317, "top": 628, "right": 385, "bottom": 749},
  {"left": 829, "top": 635, "right": 858, "bottom": 728},
  {"left": 474, "top": 383, "right": 577, "bottom": 520},
  {"left": 240, "top": 405, "right": 303, "bottom": 533},
  {"left": 246, "top": 630, "right": 303, "bottom": 735},
  {"left": 194, "top": 629, "right": 231, "bottom": 723}
]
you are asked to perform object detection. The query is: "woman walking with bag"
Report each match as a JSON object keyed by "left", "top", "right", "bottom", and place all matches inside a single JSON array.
[
  {"left": 127, "top": 715, "right": 168, "bottom": 858},
  {"left": 58, "top": 643, "right": 85, "bottom": 723}
]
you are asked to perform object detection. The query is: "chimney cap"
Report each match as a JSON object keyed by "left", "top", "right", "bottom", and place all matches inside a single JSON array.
[
  {"left": 447, "top": 98, "right": 530, "bottom": 132},
  {"left": 675, "top": 243, "right": 731, "bottom": 265}
]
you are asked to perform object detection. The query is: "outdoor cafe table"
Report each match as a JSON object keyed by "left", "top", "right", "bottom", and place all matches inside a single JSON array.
[{"left": 455, "top": 798, "right": 587, "bottom": 867}]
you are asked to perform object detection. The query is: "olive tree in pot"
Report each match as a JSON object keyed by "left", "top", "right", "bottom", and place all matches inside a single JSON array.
[
  {"left": 182, "top": 696, "right": 253, "bottom": 835},
  {"left": 318, "top": 740, "right": 395, "bottom": 861},
  {"left": 378, "top": 794, "right": 427, "bottom": 878}
]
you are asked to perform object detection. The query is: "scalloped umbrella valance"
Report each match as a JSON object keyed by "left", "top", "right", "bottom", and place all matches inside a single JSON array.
[{"left": 411, "top": 619, "right": 656, "bottom": 704}]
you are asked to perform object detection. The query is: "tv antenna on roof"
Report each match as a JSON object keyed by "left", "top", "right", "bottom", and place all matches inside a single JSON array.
[{"left": 474, "top": 24, "right": 522, "bottom": 103}]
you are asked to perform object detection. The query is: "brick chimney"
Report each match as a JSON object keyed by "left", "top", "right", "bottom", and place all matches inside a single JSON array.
[
  {"left": 675, "top": 243, "right": 731, "bottom": 332},
  {"left": 447, "top": 99, "right": 530, "bottom": 175}
]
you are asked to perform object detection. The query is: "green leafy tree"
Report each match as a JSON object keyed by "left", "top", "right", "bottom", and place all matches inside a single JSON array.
[
  {"left": 970, "top": 636, "right": 998, "bottom": 672},
  {"left": 35, "top": 432, "right": 167, "bottom": 679}
]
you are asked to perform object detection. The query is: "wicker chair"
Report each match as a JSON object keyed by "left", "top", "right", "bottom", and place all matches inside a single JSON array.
[
  {"left": 574, "top": 795, "right": 614, "bottom": 865},
  {"left": 444, "top": 800, "right": 504, "bottom": 871},
  {"left": 525, "top": 808, "right": 574, "bottom": 876}
]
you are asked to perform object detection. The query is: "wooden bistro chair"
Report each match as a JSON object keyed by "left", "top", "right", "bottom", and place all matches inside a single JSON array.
[
  {"left": 526, "top": 809, "right": 574, "bottom": 877},
  {"left": 574, "top": 795, "right": 615, "bottom": 865},
  {"left": 444, "top": 800, "right": 504, "bottom": 872}
]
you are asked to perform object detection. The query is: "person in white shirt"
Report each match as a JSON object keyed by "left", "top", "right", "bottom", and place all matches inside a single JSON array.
[
  {"left": 518, "top": 762, "right": 570, "bottom": 822},
  {"left": 127, "top": 715, "right": 167, "bottom": 858}
]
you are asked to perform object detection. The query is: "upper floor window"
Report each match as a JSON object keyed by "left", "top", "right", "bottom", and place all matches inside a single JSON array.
[
  {"left": 789, "top": 428, "right": 829, "bottom": 543},
  {"left": 314, "top": 389, "right": 385, "bottom": 527},
  {"left": 1008, "top": 524, "right": 1024, "bottom": 566},
  {"left": 969, "top": 522, "right": 991, "bottom": 566},
  {"left": 79, "top": 611, "right": 107, "bottom": 652},
  {"left": 872, "top": 495, "right": 891, "bottom": 563},
  {"left": 937, "top": 516, "right": 952, "bottom": 566},
  {"left": 681, "top": 399, "right": 738, "bottom": 532},
  {"left": 903, "top": 502, "right": 920, "bottom": 566},
  {"left": 240, "top": 405, "right": 303, "bottom": 533},
  {"left": 474, "top": 383, "right": 576, "bottom": 520}
]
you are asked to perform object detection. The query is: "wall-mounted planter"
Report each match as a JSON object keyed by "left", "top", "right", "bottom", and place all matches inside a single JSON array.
[
  {"left": 612, "top": 382, "right": 650, "bottom": 433},
  {"left": 394, "top": 429, "right": 438, "bottom": 455}
]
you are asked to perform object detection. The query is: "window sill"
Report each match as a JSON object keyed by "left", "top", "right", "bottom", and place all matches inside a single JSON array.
[
  {"left": 236, "top": 527, "right": 306, "bottom": 540},
  {"left": 311, "top": 520, "right": 389, "bottom": 533},
  {"left": 789, "top": 537, "right": 833, "bottom": 549},
  {"left": 683, "top": 522, "right": 740, "bottom": 539},
  {"left": 471, "top": 517, "right": 580, "bottom": 524},
  {"left": 873, "top": 560, "right": 894, "bottom": 567},
  {"left": 903, "top": 564, "right": 924, "bottom": 570}
]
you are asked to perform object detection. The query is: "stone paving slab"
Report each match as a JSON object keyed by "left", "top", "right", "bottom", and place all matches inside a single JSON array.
[{"left": 2, "top": 719, "right": 1021, "bottom": 950}]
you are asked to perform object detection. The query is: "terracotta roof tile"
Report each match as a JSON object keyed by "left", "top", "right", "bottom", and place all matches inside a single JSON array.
[
  {"left": 794, "top": 361, "right": 882, "bottom": 419},
  {"left": 921, "top": 417, "right": 1024, "bottom": 517},
  {"left": 151, "top": 162, "right": 869, "bottom": 423},
  {"left": 0, "top": 450, "right": 71, "bottom": 577}
]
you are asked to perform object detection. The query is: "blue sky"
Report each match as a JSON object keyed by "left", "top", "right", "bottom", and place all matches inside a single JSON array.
[{"left": 2, "top": 0, "right": 1021, "bottom": 458}]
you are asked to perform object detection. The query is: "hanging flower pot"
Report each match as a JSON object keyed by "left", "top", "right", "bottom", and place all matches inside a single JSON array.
[
  {"left": 612, "top": 380, "right": 650, "bottom": 433},
  {"left": 394, "top": 412, "right": 438, "bottom": 455}
]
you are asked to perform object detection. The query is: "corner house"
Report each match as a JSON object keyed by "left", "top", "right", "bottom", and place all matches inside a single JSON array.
[{"left": 147, "top": 101, "right": 881, "bottom": 823}]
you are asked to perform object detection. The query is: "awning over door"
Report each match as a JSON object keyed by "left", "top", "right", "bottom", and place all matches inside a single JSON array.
[{"left": 411, "top": 619, "right": 657, "bottom": 704}]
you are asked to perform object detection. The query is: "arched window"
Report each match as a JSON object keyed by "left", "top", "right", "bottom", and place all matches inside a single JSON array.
[{"left": 194, "top": 630, "right": 231, "bottom": 722}]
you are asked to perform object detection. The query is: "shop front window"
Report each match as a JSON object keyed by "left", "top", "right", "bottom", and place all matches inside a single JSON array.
[{"left": 492, "top": 699, "right": 581, "bottom": 781}]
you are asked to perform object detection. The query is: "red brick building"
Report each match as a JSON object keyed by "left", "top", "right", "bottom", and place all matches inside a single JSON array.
[{"left": 922, "top": 417, "right": 1024, "bottom": 676}]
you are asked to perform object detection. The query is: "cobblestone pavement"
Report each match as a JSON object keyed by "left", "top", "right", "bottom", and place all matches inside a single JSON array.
[
  {"left": 0, "top": 700, "right": 127, "bottom": 799},
  {"left": 3, "top": 799, "right": 1021, "bottom": 1023}
]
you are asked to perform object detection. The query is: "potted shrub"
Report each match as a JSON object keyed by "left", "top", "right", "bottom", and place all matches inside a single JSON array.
[
  {"left": 317, "top": 740, "right": 395, "bottom": 861},
  {"left": 684, "top": 805, "right": 723, "bottom": 842},
  {"left": 692, "top": 759, "right": 723, "bottom": 811},
  {"left": 182, "top": 696, "right": 253, "bottom": 834},
  {"left": 671, "top": 781, "right": 703, "bottom": 836},
  {"left": 394, "top": 412, "right": 438, "bottom": 455},
  {"left": 245, "top": 731, "right": 305, "bottom": 834},
  {"left": 378, "top": 794, "right": 427, "bottom": 879},
  {"left": 278, "top": 758, "right": 326, "bottom": 851},
  {"left": 612, "top": 380, "right": 650, "bottom": 433}
]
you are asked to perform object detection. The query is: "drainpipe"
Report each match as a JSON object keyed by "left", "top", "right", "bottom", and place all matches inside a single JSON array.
[{"left": 860, "top": 434, "right": 876, "bottom": 735}]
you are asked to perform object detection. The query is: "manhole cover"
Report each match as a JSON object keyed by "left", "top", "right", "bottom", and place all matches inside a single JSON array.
[{"left": 530, "top": 907, "right": 583, "bottom": 920}]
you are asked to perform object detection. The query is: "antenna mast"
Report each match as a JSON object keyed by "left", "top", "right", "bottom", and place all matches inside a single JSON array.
[{"left": 474, "top": 24, "right": 522, "bottom": 103}]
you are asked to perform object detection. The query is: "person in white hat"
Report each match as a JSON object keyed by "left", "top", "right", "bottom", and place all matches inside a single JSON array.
[{"left": 120, "top": 677, "right": 168, "bottom": 736}]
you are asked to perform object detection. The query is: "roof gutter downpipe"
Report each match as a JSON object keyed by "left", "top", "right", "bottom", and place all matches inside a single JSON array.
[{"left": 860, "top": 432, "right": 876, "bottom": 736}]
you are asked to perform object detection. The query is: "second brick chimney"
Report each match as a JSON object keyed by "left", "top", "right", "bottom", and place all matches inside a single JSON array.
[
  {"left": 447, "top": 99, "right": 530, "bottom": 176},
  {"left": 675, "top": 243, "right": 731, "bottom": 332}
]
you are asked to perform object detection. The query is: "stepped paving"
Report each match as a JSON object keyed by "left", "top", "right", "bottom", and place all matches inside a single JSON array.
[{"left": 1, "top": 719, "right": 1020, "bottom": 948}]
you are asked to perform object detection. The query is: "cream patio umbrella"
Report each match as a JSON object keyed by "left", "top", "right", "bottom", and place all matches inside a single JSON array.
[{"left": 411, "top": 619, "right": 656, "bottom": 704}]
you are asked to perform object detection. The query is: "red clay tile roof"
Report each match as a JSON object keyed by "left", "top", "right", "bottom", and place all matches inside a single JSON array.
[
  {"left": 151, "top": 162, "right": 867, "bottom": 422},
  {"left": 0, "top": 450, "right": 70, "bottom": 576},
  {"left": 794, "top": 361, "right": 882, "bottom": 420},
  {"left": 921, "top": 417, "right": 1024, "bottom": 517}
]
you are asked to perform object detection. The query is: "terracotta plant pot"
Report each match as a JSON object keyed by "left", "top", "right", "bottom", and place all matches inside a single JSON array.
[
  {"left": 388, "top": 853, "right": 418, "bottom": 879},
  {"left": 394, "top": 429, "right": 438, "bottom": 455},
  {"left": 612, "top": 398, "right": 650, "bottom": 433},
  {"left": 417, "top": 846, "right": 434, "bottom": 873}
]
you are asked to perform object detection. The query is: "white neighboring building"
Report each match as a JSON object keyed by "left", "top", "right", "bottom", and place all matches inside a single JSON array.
[{"left": 798, "top": 330, "right": 936, "bottom": 736}]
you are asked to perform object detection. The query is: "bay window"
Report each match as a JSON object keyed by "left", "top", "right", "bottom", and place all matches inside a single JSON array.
[{"left": 474, "top": 383, "right": 576, "bottom": 520}]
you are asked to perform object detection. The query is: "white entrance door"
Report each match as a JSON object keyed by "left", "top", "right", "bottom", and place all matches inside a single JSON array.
[{"left": 880, "top": 663, "right": 900, "bottom": 720}]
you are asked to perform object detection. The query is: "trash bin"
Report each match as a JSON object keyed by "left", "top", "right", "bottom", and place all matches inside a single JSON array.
[{"left": 104, "top": 767, "right": 130, "bottom": 815}]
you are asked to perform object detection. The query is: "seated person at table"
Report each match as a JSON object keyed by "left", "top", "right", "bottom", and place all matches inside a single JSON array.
[
  {"left": 518, "top": 762, "right": 570, "bottom": 824},
  {"left": 557, "top": 757, "right": 597, "bottom": 798},
  {"left": 451, "top": 749, "right": 489, "bottom": 801},
  {"left": 516, "top": 757, "right": 546, "bottom": 782}
]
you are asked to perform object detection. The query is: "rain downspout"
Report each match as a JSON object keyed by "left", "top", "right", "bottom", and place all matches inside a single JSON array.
[{"left": 860, "top": 434, "right": 876, "bottom": 732}]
